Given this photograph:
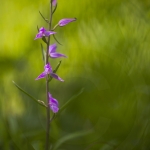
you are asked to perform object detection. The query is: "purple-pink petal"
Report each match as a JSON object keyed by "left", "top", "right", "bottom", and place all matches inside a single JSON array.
[
  {"left": 49, "top": 44, "right": 57, "bottom": 53},
  {"left": 48, "top": 92, "right": 59, "bottom": 113},
  {"left": 58, "top": 18, "right": 76, "bottom": 27},
  {"left": 34, "top": 27, "right": 56, "bottom": 40},
  {"left": 50, "top": 105, "right": 59, "bottom": 113},
  {"left": 50, "top": 53, "right": 66, "bottom": 58},
  {"left": 50, "top": 73, "right": 64, "bottom": 82},
  {"left": 34, "top": 33, "right": 43, "bottom": 40},
  {"left": 49, "top": 43, "right": 67, "bottom": 58},
  {"left": 44, "top": 31, "right": 56, "bottom": 37},
  {"left": 39, "top": 27, "right": 47, "bottom": 33},
  {"left": 34, "top": 27, "right": 46, "bottom": 40},
  {"left": 44, "top": 63, "right": 52, "bottom": 73},
  {"left": 52, "top": 0, "right": 57, "bottom": 6},
  {"left": 35, "top": 72, "right": 47, "bottom": 80}
]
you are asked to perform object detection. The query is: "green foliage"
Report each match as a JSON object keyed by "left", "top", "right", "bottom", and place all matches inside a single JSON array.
[{"left": 1, "top": 0, "right": 150, "bottom": 149}]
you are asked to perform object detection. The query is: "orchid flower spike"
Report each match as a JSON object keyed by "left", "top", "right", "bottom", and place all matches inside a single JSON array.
[
  {"left": 34, "top": 27, "right": 56, "bottom": 40},
  {"left": 35, "top": 63, "right": 64, "bottom": 82},
  {"left": 49, "top": 43, "right": 67, "bottom": 58},
  {"left": 52, "top": 0, "right": 57, "bottom": 6},
  {"left": 58, "top": 18, "right": 77, "bottom": 27},
  {"left": 48, "top": 92, "right": 59, "bottom": 113}
]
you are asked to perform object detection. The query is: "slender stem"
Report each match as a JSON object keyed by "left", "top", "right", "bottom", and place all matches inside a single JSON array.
[{"left": 45, "top": 1, "right": 53, "bottom": 150}]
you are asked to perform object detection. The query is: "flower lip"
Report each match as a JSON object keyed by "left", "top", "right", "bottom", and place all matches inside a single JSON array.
[
  {"left": 58, "top": 18, "right": 77, "bottom": 27},
  {"left": 44, "top": 63, "right": 52, "bottom": 73}
]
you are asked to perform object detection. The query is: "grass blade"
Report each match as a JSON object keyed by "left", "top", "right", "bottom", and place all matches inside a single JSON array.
[
  {"left": 53, "top": 130, "right": 93, "bottom": 150},
  {"left": 41, "top": 43, "right": 46, "bottom": 64},
  {"left": 12, "top": 81, "right": 47, "bottom": 108},
  {"left": 58, "top": 88, "right": 84, "bottom": 114}
]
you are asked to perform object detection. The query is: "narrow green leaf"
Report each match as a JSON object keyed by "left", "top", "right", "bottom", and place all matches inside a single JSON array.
[
  {"left": 41, "top": 43, "right": 46, "bottom": 64},
  {"left": 53, "top": 61, "right": 62, "bottom": 73},
  {"left": 50, "top": 113, "right": 55, "bottom": 122},
  {"left": 12, "top": 81, "right": 47, "bottom": 108},
  {"left": 53, "top": 34, "right": 62, "bottom": 45},
  {"left": 42, "top": 37, "right": 48, "bottom": 44},
  {"left": 37, "top": 26, "right": 39, "bottom": 31},
  {"left": 52, "top": 130, "right": 93, "bottom": 150},
  {"left": 52, "top": 24, "right": 58, "bottom": 31},
  {"left": 48, "top": 88, "right": 84, "bottom": 121},
  {"left": 39, "top": 11, "right": 49, "bottom": 23},
  {"left": 58, "top": 88, "right": 84, "bottom": 114},
  {"left": 52, "top": 4, "right": 57, "bottom": 15}
]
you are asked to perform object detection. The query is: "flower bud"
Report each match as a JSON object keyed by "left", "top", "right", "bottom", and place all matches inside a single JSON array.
[
  {"left": 52, "top": 0, "right": 57, "bottom": 6},
  {"left": 58, "top": 18, "right": 77, "bottom": 27}
]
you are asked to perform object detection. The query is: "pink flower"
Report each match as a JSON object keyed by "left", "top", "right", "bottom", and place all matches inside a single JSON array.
[
  {"left": 34, "top": 27, "right": 56, "bottom": 40},
  {"left": 49, "top": 43, "right": 66, "bottom": 58},
  {"left": 35, "top": 63, "right": 64, "bottom": 82},
  {"left": 48, "top": 92, "right": 59, "bottom": 113}
]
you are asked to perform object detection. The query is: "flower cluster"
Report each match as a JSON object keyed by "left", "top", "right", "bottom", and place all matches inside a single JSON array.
[{"left": 34, "top": 5, "right": 76, "bottom": 113}]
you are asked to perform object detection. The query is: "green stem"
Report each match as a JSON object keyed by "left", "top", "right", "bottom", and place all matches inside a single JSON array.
[{"left": 45, "top": 0, "right": 53, "bottom": 150}]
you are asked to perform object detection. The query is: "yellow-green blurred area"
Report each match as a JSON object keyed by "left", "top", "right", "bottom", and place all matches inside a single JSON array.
[{"left": 0, "top": 0, "right": 150, "bottom": 149}]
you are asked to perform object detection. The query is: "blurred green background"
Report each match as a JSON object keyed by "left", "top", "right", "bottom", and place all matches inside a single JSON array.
[{"left": 0, "top": 0, "right": 150, "bottom": 149}]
